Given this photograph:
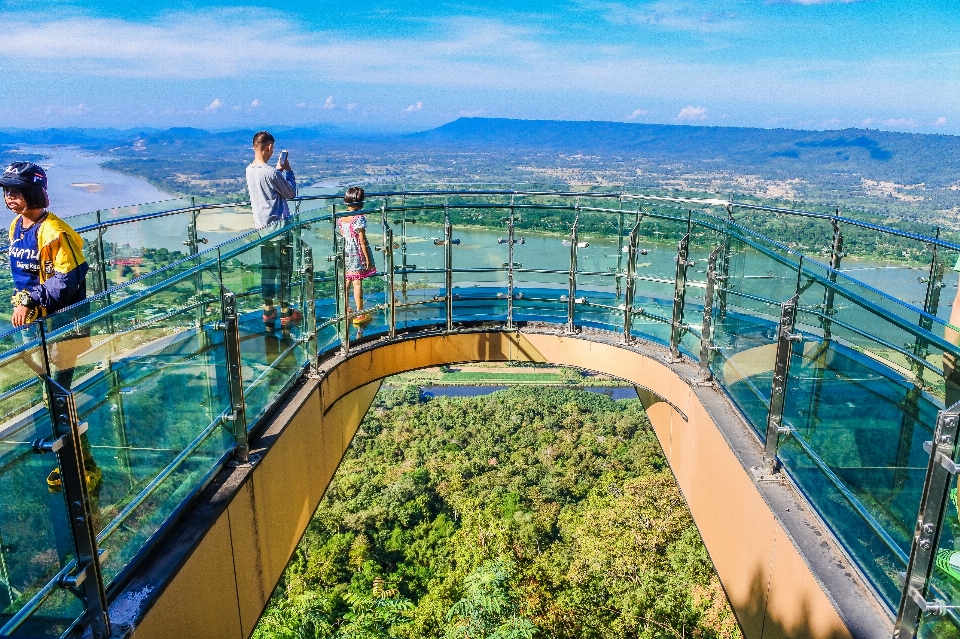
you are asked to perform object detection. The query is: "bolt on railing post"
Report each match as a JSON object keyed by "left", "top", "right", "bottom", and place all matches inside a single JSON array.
[
  {"left": 669, "top": 232, "right": 693, "bottom": 361},
  {"left": 623, "top": 222, "right": 639, "bottom": 343},
  {"left": 302, "top": 245, "right": 318, "bottom": 373},
  {"left": 894, "top": 404, "right": 960, "bottom": 639},
  {"left": 567, "top": 206, "right": 580, "bottom": 333},
  {"left": 221, "top": 289, "right": 249, "bottom": 463},
  {"left": 444, "top": 204, "right": 454, "bottom": 332},
  {"left": 44, "top": 371, "right": 111, "bottom": 638},
  {"left": 698, "top": 246, "right": 722, "bottom": 381},
  {"left": 761, "top": 294, "right": 800, "bottom": 475}
]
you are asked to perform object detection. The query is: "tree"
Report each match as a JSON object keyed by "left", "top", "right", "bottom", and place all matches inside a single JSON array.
[
  {"left": 444, "top": 559, "right": 537, "bottom": 639},
  {"left": 340, "top": 577, "right": 414, "bottom": 639}
]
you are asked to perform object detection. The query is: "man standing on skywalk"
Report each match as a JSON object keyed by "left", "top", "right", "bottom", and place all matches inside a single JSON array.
[{"left": 246, "top": 130, "right": 300, "bottom": 338}]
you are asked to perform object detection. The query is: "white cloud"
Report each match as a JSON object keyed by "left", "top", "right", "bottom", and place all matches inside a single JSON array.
[
  {"left": 62, "top": 103, "right": 90, "bottom": 115},
  {"left": 296, "top": 101, "right": 307, "bottom": 108},
  {"left": 405, "top": 101, "right": 424, "bottom": 112},
  {"left": 347, "top": 102, "right": 357, "bottom": 111},
  {"left": 861, "top": 117, "right": 918, "bottom": 128},
  {"left": 458, "top": 109, "right": 486, "bottom": 117},
  {"left": 1, "top": 7, "right": 959, "bottom": 127},
  {"left": 322, "top": 95, "right": 336, "bottom": 110},
  {"left": 935, "top": 116, "right": 948, "bottom": 126},
  {"left": 251, "top": 99, "right": 260, "bottom": 108},
  {"left": 206, "top": 98, "right": 223, "bottom": 111},
  {"left": 593, "top": 1, "right": 742, "bottom": 33},
  {"left": 626, "top": 108, "right": 648, "bottom": 120},
  {"left": 676, "top": 105, "right": 707, "bottom": 121}
]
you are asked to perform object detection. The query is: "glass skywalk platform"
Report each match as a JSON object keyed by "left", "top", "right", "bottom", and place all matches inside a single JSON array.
[{"left": 0, "top": 191, "right": 958, "bottom": 638}]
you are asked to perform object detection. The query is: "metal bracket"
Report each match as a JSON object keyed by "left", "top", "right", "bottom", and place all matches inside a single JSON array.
[
  {"left": 922, "top": 440, "right": 960, "bottom": 474},
  {"left": 909, "top": 587, "right": 956, "bottom": 615},
  {"left": 32, "top": 421, "right": 88, "bottom": 454}
]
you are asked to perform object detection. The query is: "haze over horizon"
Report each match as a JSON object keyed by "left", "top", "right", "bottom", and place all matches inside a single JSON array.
[{"left": 1, "top": 0, "right": 957, "bottom": 136}]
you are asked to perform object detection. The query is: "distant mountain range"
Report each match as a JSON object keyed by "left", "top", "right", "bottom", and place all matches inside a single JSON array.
[
  {"left": 408, "top": 118, "right": 960, "bottom": 188},
  {"left": 3, "top": 118, "right": 959, "bottom": 215}
]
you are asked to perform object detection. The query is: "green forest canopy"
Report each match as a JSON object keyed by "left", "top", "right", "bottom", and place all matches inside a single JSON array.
[{"left": 253, "top": 385, "right": 741, "bottom": 639}]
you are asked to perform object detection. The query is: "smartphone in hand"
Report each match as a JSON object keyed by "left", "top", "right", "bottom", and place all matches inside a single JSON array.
[{"left": 278, "top": 150, "right": 288, "bottom": 168}]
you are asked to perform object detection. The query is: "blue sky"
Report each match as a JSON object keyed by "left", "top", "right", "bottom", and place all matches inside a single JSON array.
[{"left": 1, "top": 0, "right": 958, "bottom": 134}]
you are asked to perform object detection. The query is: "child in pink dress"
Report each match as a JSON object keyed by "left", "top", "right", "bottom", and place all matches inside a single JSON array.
[{"left": 337, "top": 187, "right": 376, "bottom": 326}]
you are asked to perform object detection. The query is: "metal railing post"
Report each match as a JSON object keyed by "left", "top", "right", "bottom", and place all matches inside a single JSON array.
[
  {"left": 42, "top": 373, "right": 111, "bottom": 638},
  {"left": 698, "top": 246, "right": 722, "bottom": 380},
  {"left": 718, "top": 206, "right": 734, "bottom": 320},
  {"left": 669, "top": 232, "right": 693, "bottom": 360},
  {"left": 301, "top": 245, "right": 318, "bottom": 373},
  {"left": 340, "top": 237, "right": 351, "bottom": 355},
  {"left": 386, "top": 225, "right": 396, "bottom": 339},
  {"left": 616, "top": 195, "right": 625, "bottom": 298},
  {"left": 821, "top": 215, "right": 844, "bottom": 341},
  {"left": 444, "top": 204, "right": 454, "bottom": 332},
  {"left": 221, "top": 289, "right": 249, "bottom": 463},
  {"left": 623, "top": 219, "right": 640, "bottom": 343},
  {"left": 507, "top": 196, "right": 516, "bottom": 330},
  {"left": 919, "top": 227, "right": 945, "bottom": 338},
  {"left": 89, "top": 210, "right": 109, "bottom": 297},
  {"left": 567, "top": 207, "right": 580, "bottom": 333},
  {"left": 894, "top": 404, "right": 960, "bottom": 639},
  {"left": 760, "top": 294, "right": 801, "bottom": 475}
]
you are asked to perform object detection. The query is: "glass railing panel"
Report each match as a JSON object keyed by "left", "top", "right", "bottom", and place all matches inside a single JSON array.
[
  {"left": 511, "top": 222, "right": 571, "bottom": 326},
  {"left": 451, "top": 220, "right": 508, "bottom": 325},
  {"left": 572, "top": 206, "right": 628, "bottom": 332},
  {"left": 297, "top": 214, "right": 339, "bottom": 353},
  {"left": 96, "top": 214, "right": 193, "bottom": 289},
  {"left": 93, "top": 198, "right": 195, "bottom": 224},
  {"left": 40, "top": 265, "right": 233, "bottom": 588},
  {"left": 710, "top": 246, "right": 797, "bottom": 434},
  {"left": 218, "top": 227, "right": 308, "bottom": 426},
  {"left": 294, "top": 194, "right": 336, "bottom": 216},
  {"left": 621, "top": 213, "right": 689, "bottom": 344},
  {"left": 0, "top": 324, "right": 85, "bottom": 637},
  {"left": 782, "top": 305, "right": 942, "bottom": 609},
  {"left": 387, "top": 212, "right": 447, "bottom": 332},
  {"left": 350, "top": 214, "right": 389, "bottom": 338},
  {"left": 196, "top": 203, "right": 257, "bottom": 247}
]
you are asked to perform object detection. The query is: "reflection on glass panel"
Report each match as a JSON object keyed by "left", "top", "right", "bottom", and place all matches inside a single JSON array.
[
  {"left": 40, "top": 266, "right": 233, "bottom": 589},
  {"left": 97, "top": 214, "right": 192, "bottom": 289},
  {"left": 0, "top": 325, "right": 84, "bottom": 636},
  {"left": 219, "top": 225, "right": 308, "bottom": 425}
]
